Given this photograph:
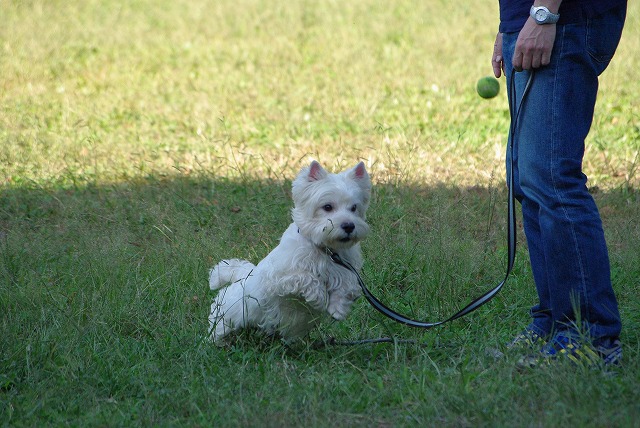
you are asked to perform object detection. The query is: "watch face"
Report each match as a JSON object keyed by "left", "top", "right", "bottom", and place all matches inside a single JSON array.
[{"left": 535, "top": 9, "right": 547, "bottom": 21}]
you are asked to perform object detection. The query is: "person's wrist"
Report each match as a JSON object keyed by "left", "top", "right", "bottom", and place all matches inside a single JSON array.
[
  {"left": 530, "top": 5, "right": 560, "bottom": 25},
  {"left": 532, "top": 0, "right": 562, "bottom": 14}
]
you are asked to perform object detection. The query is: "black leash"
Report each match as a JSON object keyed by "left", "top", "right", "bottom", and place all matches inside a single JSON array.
[{"left": 329, "top": 69, "right": 534, "bottom": 329}]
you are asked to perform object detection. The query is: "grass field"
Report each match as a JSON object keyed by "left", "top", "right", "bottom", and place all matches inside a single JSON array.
[{"left": 2, "top": 0, "right": 640, "bottom": 426}]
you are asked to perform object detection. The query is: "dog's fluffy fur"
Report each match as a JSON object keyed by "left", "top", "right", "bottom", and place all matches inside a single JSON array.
[{"left": 208, "top": 160, "right": 371, "bottom": 344}]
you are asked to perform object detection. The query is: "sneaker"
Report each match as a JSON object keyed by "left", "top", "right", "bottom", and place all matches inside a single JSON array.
[
  {"left": 487, "top": 328, "right": 548, "bottom": 360},
  {"left": 598, "top": 340, "right": 623, "bottom": 366},
  {"left": 506, "top": 328, "right": 548, "bottom": 350},
  {"left": 517, "top": 332, "right": 623, "bottom": 369}
]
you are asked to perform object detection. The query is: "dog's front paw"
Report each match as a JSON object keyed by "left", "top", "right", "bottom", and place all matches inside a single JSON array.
[
  {"left": 328, "top": 289, "right": 360, "bottom": 321},
  {"left": 328, "top": 302, "right": 350, "bottom": 321}
]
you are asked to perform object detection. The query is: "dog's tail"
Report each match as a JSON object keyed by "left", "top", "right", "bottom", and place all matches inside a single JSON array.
[{"left": 209, "top": 259, "right": 256, "bottom": 290}]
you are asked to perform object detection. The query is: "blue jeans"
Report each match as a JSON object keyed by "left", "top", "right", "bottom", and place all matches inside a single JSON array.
[{"left": 502, "top": 5, "right": 626, "bottom": 346}]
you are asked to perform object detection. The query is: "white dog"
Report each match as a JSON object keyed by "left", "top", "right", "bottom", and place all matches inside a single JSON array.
[{"left": 208, "top": 160, "right": 371, "bottom": 344}]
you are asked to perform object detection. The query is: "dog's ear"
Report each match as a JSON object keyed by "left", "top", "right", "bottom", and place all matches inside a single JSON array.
[
  {"left": 308, "top": 160, "right": 328, "bottom": 181},
  {"left": 349, "top": 162, "right": 371, "bottom": 202},
  {"left": 352, "top": 161, "right": 368, "bottom": 180},
  {"left": 349, "top": 161, "right": 369, "bottom": 183}
]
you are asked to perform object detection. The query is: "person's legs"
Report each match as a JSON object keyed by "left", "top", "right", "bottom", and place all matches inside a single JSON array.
[
  {"left": 503, "top": 52, "right": 553, "bottom": 341},
  {"left": 502, "top": 5, "right": 625, "bottom": 349}
]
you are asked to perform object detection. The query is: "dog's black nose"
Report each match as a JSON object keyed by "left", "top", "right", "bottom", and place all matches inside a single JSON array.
[{"left": 341, "top": 222, "right": 355, "bottom": 234}]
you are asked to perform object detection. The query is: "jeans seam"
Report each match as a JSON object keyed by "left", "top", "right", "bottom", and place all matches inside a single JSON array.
[{"left": 551, "top": 25, "right": 590, "bottom": 316}]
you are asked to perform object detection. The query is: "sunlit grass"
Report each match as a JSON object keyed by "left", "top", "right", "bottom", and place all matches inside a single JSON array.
[{"left": 3, "top": 0, "right": 638, "bottom": 188}]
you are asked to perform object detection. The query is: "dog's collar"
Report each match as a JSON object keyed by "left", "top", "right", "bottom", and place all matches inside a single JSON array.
[{"left": 297, "top": 228, "right": 339, "bottom": 260}]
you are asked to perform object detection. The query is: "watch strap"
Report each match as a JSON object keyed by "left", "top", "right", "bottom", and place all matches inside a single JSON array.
[{"left": 530, "top": 5, "right": 560, "bottom": 24}]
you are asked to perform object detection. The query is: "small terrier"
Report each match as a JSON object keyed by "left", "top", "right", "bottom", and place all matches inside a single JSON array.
[{"left": 208, "top": 160, "right": 371, "bottom": 344}]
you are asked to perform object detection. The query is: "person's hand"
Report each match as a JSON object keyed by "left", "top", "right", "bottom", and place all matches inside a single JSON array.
[
  {"left": 513, "top": 18, "right": 556, "bottom": 71},
  {"left": 492, "top": 32, "right": 504, "bottom": 78}
]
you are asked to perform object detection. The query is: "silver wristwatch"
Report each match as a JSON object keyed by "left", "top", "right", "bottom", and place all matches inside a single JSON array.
[{"left": 530, "top": 5, "right": 560, "bottom": 24}]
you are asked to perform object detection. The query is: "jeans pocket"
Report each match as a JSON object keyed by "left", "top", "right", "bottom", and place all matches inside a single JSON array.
[{"left": 585, "top": 5, "right": 626, "bottom": 72}]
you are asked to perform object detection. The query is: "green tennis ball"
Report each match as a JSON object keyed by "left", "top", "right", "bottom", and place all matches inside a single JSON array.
[{"left": 476, "top": 76, "right": 500, "bottom": 99}]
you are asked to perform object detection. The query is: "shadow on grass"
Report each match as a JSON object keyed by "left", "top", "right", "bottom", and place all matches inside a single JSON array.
[
  {"left": 1, "top": 175, "right": 639, "bottom": 424},
  {"left": 2, "top": 174, "right": 639, "bottom": 334}
]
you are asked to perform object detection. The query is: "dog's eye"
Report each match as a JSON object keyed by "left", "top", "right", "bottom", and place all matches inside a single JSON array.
[
  {"left": 322, "top": 204, "right": 333, "bottom": 212},
  {"left": 350, "top": 204, "right": 357, "bottom": 212}
]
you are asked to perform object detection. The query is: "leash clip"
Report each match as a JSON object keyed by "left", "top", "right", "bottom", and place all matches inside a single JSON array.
[{"left": 324, "top": 247, "right": 343, "bottom": 265}]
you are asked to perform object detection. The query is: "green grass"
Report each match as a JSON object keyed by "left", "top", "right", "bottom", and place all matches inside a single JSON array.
[{"left": 2, "top": 0, "right": 640, "bottom": 426}]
